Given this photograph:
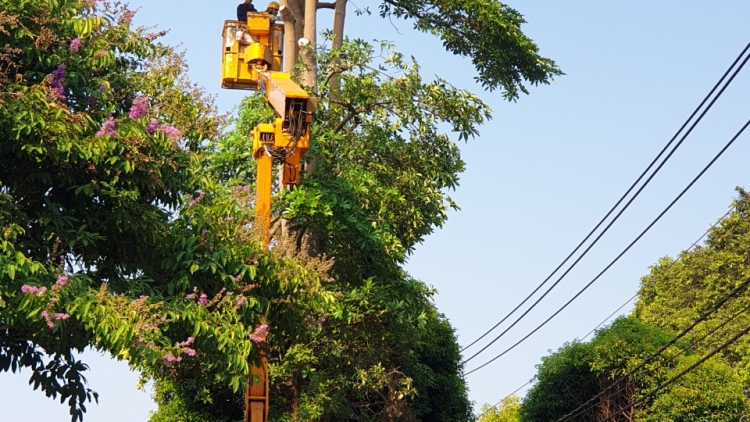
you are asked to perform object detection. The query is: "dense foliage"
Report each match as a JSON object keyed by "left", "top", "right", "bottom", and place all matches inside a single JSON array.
[
  {"left": 0, "top": 1, "right": 325, "bottom": 420},
  {"left": 2, "top": 0, "right": 564, "bottom": 421},
  {"left": 636, "top": 189, "right": 750, "bottom": 377},
  {"left": 520, "top": 317, "right": 745, "bottom": 422}
]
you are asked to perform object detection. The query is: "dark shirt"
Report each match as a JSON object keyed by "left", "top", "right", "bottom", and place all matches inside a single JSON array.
[{"left": 237, "top": 2, "right": 258, "bottom": 21}]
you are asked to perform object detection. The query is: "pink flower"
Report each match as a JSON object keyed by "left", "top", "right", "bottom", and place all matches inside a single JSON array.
[
  {"left": 165, "top": 354, "right": 177, "bottom": 363},
  {"left": 146, "top": 119, "right": 159, "bottom": 135},
  {"left": 128, "top": 96, "right": 148, "bottom": 120},
  {"left": 55, "top": 276, "right": 68, "bottom": 287},
  {"left": 248, "top": 334, "right": 264, "bottom": 344},
  {"left": 185, "top": 293, "right": 196, "bottom": 300},
  {"left": 197, "top": 294, "right": 208, "bottom": 306},
  {"left": 236, "top": 296, "right": 246, "bottom": 308},
  {"left": 41, "top": 310, "right": 49, "bottom": 318},
  {"left": 55, "top": 313, "right": 70, "bottom": 320},
  {"left": 253, "top": 324, "right": 268, "bottom": 336},
  {"left": 49, "top": 65, "right": 66, "bottom": 100},
  {"left": 186, "top": 348, "right": 196, "bottom": 357},
  {"left": 96, "top": 116, "right": 117, "bottom": 137},
  {"left": 69, "top": 37, "right": 82, "bottom": 53},
  {"left": 158, "top": 124, "right": 181, "bottom": 141},
  {"left": 47, "top": 321, "right": 56, "bottom": 329},
  {"left": 178, "top": 337, "right": 195, "bottom": 347},
  {"left": 189, "top": 192, "right": 205, "bottom": 208}
]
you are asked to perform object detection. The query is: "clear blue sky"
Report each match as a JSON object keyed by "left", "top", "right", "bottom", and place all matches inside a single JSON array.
[{"left": 4, "top": 1, "right": 750, "bottom": 420}]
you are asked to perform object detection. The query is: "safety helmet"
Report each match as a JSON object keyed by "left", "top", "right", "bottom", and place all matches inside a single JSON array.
[{"left": 267, "top": 1, "right": 279, "bottom": 15}]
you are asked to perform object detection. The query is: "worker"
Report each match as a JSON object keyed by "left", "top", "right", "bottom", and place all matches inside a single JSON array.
[
  {"left": 266, "top": 1, "right": 279, "bottom": 16},
  {"left": 237, "top": 0, "right": 257, "bottom": 22}
]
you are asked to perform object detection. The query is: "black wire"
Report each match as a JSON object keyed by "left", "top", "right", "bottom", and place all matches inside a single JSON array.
[
  {"left": 459, "top": 40, "right": 750, "bottom": 355},
  {"left": 464, "top": 116, "right": 750, "bottom": 375},
  {"left": 557, "top": 289, "right": 750, "bottom": 422}
]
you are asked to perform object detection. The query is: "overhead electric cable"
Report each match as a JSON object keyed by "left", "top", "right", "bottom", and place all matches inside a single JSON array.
[
  {"left": 460, "top": 39, "right": 750, "bottom": 355},
  {"left": 464, "top": 116, "right": 750, "bottom": 375}
]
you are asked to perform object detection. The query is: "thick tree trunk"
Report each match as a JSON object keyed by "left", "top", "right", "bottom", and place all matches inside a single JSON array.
[
  {"left": 300, "top": 0, "right": 318, "bottom": 88},
  {"left": 329, "top": 0, "right": 347, "bottom": 95}
]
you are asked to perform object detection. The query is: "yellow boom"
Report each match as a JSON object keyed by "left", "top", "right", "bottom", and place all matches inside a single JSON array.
[{"left": 220, "top": 5, "right": 313, "bottom": 422}]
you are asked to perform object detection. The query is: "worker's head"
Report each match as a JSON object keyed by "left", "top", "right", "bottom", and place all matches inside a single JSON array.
[
  {"left": 266, "top": 1, "right": 279, "bottom": 15},
  {"left": 244, "top": 0, "right": 252, "bottom": 4}
]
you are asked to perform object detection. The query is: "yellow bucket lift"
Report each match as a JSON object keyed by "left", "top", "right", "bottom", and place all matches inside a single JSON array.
[{"left": 220, "top": 6, "right": 314, "bottom": 422}]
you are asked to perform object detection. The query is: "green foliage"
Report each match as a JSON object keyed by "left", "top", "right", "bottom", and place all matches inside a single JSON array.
[
  {"left": 479, "top": 397, "right": 521, "bottom": 422},
  {"left": 375, "top": 0, "right": 563, "bottom": 99},
  {"left": 520, "top": 317, "right": 746, "bottom": 422},
  {"left": 2, "top": 1, "right": 559, "bottom": 420},
  {"left": 635, "top": 189, "right": 750, "bottom": 378},
  {"left": 0, "top": 2, "right": 328, "bottom": 420}
]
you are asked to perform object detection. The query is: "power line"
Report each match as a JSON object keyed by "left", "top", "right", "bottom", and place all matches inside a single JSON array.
[
  {"left": 460, "top": 40, "right": 750, "bottom": 355},
  {"left": 464, "top": 116, "right": 750, "bottom": 375}
]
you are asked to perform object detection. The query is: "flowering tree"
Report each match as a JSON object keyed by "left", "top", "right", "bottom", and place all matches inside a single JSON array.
[{"left": 0, "top": 1, "right": 329, "bottom": 421}]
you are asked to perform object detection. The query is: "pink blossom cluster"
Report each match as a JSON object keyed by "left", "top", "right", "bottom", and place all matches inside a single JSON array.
[
  {"left": 164, "top": 337, "right": 198, "bottom": 363},
  {"left": 96, "top": 116, "right": 117, "bottom": 137},
  {"left": 235, "top": 295, "right": 246, "bottom": 308},
  {"left": 165, "top": 354, "right": 181, "bottom": 363},
  {"left": 21, "top": 285, "right": 47, "bottom": 296},
  {"left": 178, "top": 337, "right": 197, "bottom": 357},
  {"left": 69, "top": 37, "right": 82, "bottom": 53},
  {"left": 40, "top": 310, "right": 70, "bottom": 329},
  {"left": 158, "top": 123, "right": 181, "bottom": 141},
  {"left": 248, "top": 324, "right": 268, "bottom": 344},
  {"left": 55, "top": 276, "right": 68, "bottom": 288},
  {"left": 128, "top": 96, "right": 149, "bottom": 120},
  {"left": 188, "top": 192, "right": 206, "bottom": 208},
  {"left": 146, "top": 119, "right": 159, "bottom": 135}
]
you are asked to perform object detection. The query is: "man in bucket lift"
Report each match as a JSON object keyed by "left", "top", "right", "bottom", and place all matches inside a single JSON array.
[{"left": 237, "top": 0, "right": 257, "bottom": 22}]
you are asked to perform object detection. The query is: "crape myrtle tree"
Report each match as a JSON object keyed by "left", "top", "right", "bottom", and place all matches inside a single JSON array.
[{"left": 0, "top": 1, "right": 331, "bottom": 421}]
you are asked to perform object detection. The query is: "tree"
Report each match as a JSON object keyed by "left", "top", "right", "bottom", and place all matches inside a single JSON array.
[
  {"left": 635, "top": 189, "right": 750, "bottom": 380},
  {"left": 478, "top": 397, "right": 522, "bottom": 422},
  {"left": 1, "top": 2, "right": 327, "bottom": 420},
  {"left": 520, "top": 317, "right": 746, "bottom": 422},
  {"left": 280, "top": 0, "right": 562, "bottom": 99},
  {"left": 127, "top": 0, "right": 562, "bottom": 419},
  {"left": 1, "top": 0, "right": 563, "bottom": 421}
]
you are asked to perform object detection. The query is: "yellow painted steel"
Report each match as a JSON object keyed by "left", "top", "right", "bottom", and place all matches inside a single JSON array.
[{"left": 221, "top": 8, "right": 314, "bottom": 422}]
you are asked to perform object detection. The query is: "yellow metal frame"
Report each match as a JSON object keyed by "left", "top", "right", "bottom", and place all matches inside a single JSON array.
[{"left": 222, "top": 9, "right": 315, "bottom": 422}]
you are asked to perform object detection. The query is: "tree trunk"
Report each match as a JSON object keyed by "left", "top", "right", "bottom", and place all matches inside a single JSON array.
[
  {"left": 300, "top": 0, "right": 318, "bottom": 88},
  {"left": 329, "top": 0, "right": 347, "bottom": 95}
]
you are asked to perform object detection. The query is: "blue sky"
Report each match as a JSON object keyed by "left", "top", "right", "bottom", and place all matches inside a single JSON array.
[{"left": 4, "top": 1, "right": 750, "bottom": 420}]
